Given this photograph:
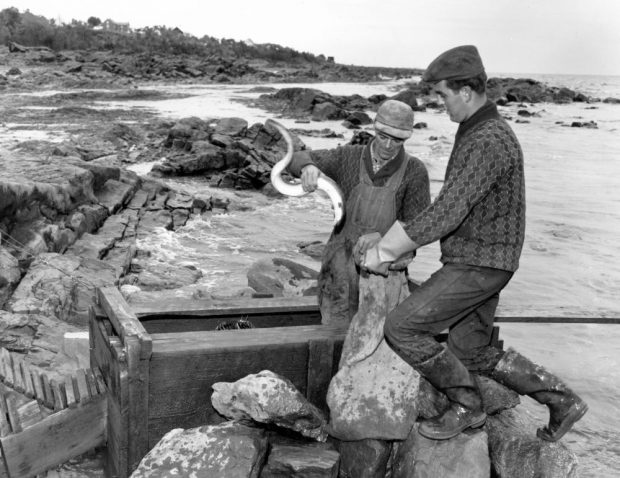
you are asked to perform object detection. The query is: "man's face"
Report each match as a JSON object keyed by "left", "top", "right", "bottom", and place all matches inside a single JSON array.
[
  {"left": 373, "top": 129, "right": 405, "bottom": 160},
  {"left": 433, "top": 80, "right": 468, "bottom": 123}
]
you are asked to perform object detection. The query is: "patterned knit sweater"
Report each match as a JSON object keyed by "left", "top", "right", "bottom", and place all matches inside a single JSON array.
[
  {"left": 288, "top": 141, "right": 431, "bottom": 226},
  {"left": 405, "top": 101, "right": 526, "bottom": 271}
]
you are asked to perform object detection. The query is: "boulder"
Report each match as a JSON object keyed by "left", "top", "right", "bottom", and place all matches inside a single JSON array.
[
  {"left": 391, "top": 425, "right": 490, "bottom": 478},
  {"left": 130, "top": 422, "right": 268, "bottom": 478},
  {"left": 336, "top": 439, "right": 392, "bottom": 478},
  {"left": 247, "top": 258, "right": 318, "bottom": 297},
  {"left": 212, "top": 370, "right": 329, "bottom": 441},
  {"left": 486, "top": 407, "right": 579, "bottom": 477},
  {"left": 261, "top": 440, "right": 340, "bottom": 478}
]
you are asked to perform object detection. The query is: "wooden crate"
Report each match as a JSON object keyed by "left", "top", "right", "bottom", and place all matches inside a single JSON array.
[
  {"left": 92, "top": 286, "right": 508, "bottom": 477},
  {"left": 91, "top": 287, "right": 346, "bottom": 478}
]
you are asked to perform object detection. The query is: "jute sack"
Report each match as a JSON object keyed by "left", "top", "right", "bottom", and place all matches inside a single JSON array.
[{"left": 326, "top": 272, "right": 421, "bottom": 440}]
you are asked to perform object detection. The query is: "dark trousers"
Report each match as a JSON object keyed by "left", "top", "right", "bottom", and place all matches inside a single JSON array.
[{"left": 384, "top": 263, "right": 513, "bottom": 368}]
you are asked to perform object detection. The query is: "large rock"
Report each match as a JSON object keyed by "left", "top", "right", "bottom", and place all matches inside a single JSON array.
[
  {"left": 391, "top": 425, "right": 490, "bottom": 478},
  {"left": 486, "top": 407, "right": 579, "bottom": 477},
  {"left": 212, "top": 370, "right": 328, "bottom": 442},
  {"left": 247, "top": 258, "right": 318, "bottom": 297},
  {"left": 131, "top": 422, "right": 268, "bottom": 478},
  {"left": 261, "top": 440, "right": 340, "bottom": 478},
  {"left": 7, "top": 253, "right": 116, "bottom": 326},
  {"left": 336, "top": 439, "right": 392, "bottom": 478}
]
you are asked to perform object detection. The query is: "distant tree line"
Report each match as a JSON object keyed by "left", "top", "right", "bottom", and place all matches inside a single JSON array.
[{"left": 0, "top": 7, "right": 326, "bottom": 63}]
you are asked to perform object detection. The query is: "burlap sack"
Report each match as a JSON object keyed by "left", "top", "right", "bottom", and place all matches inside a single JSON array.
[{"left": 326, "top": 272, "right": 420, "bottom": 440}]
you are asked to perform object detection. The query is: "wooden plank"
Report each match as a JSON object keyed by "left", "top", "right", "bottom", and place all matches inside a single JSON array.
[
  {"left": 15, "top": 400, "right": 42, "bottom": 429},
  {"left": 0, "top": 348, "right": 14, "bottom": 387},
  {"left": 74, "top": 369, "right": 91, "bottom": 404},
  {"left": 10, "top": 355, "right": 25, "bottom": 394},
  {"left": 19, "top": 362, "right": 35, "bottom": 399},
  {"left": 151, "top": 324, "right": 347, "bottom": 356},
  {"left": 97, "top": 287, "right": 152, "bottom": 359},
  {"left": 30, "top": 370, "right": 45, "bottom": 406},
  {"left": 40, "top": 374, "right": 54, "bottom": 410},
  {"left": 0, "top": 394, "right": 11, "bottom": 436},
  {"left": 64, "top": 376, "right": 77, "bottom": 408},
  {"left": 306, "top": 339, "right": 334, "bottom": 414},
  {"left": 0, "top": 395, "right": 107, "bottom": 478},
  {"left": 5, "top": 394, "right": 22, "bottom": 433},
  {"left": 131, "top": 295, "right": 319, "bottom": 318},
  {"left": 50, "top": 380, "right": 67, "bottom": 411},
  {"left": 104, "top": 366, "right": 129, "bottom": 478},
  {"left": 126, "top": 336, "right": 150, "bottom": 472}
]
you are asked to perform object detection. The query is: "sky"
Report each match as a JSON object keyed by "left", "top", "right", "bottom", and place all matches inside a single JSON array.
[{"left": 4, "top": 0, "right": 620, "bottom": 76}]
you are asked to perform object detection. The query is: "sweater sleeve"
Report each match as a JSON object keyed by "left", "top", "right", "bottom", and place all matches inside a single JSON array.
[
  {"left": 399, "top": 159, "right": 431, "bottom": 224},
  {"left": 404, "top": 135, "right": 511, "bottom": 246},
  {"left": 287, "top": 146, "right": 348, "bottom": 183}
]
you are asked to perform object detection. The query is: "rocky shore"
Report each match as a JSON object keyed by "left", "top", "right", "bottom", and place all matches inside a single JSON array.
[{"left": 0, "top": 42, "right": 613, "bottom": 475}]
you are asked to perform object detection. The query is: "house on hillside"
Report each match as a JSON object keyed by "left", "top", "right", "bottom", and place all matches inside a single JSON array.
[{"left": 102, "top": 19, "right": 131, "bottom": 34}]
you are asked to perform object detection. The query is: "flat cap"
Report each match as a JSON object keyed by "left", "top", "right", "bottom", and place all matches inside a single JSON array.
[
  {"left": 422, "top": 45, "right": 485, "bottom": 82},
  {"left": 374, "top": 99, "right": 414, "bottom": 139}
]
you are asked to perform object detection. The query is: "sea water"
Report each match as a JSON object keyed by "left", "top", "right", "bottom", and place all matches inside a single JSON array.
[{"left": 114, "top": 74, "right": 620, "bottom": 476}]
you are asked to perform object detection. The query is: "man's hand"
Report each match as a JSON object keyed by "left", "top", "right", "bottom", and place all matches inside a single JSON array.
[
  {"left": 362, "top": 245, "right": 390, "bottom": 277},
  {"left": 300, "top": 164, "right": 321, "bottom": 192},
  {"left": 353, "top": 232, "right": 382, "bottom": 265},
  {"left": 389, "top": 251, "right": 414, "bottom": 271}
]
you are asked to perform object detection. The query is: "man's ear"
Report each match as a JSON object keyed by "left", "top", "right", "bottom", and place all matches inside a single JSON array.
[{"left": 460, "top": 86, "right": 472, "bottom": 102}]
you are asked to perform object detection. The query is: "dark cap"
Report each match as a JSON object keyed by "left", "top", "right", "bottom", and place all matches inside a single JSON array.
[{"left": 422, "top": 45, "right": 485, "bottom": 82}]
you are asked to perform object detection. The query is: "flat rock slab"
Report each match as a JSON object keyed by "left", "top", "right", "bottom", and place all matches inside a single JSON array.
[
  {"left": 131, "top": 422, "right": 268, "bottom": 478},
  {"left": 261, "top": 442, "right": 340, "bottom": 477}
]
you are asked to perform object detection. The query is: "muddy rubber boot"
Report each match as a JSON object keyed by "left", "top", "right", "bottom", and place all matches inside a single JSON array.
[
  {"left": 492, "top": 347, "right": 588, "bottom": 442},
  {"left": 417, "top": 347, "right": 487, "bottom": 440}
]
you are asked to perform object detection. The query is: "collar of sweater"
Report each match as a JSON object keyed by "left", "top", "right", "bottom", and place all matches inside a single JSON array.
[
  {"left": 364, "top": 139, "right": 405, "bottom": 179},
  {"left": 455, "top": 100, "right": 500, "bottom": 144}
]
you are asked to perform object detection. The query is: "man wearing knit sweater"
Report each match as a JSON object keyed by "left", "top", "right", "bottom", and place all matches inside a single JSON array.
[{"left": 363, "top": 45, "right": 587, "bottom": 442}]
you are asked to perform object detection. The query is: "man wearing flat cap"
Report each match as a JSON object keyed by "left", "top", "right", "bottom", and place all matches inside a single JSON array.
[
  {"left": 287, "top": 99, "right": 431, "bottom": 325},
  {"left": 363, "top": 45, "right": 587, "bottom": 441}
]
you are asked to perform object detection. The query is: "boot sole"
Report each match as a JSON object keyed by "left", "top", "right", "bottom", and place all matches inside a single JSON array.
[
  {"left": 418, "top": 413, "right": 487, "bottom": 441},
  {"left": 537, "top": 402, "right": 589, "bottom": 442}
]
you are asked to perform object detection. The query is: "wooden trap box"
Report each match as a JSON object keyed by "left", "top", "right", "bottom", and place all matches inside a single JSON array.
[{"left": 91, "top": 287, "right": 347, "bottom": 478}]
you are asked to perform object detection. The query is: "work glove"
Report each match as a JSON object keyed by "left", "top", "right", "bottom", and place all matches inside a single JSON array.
[
  {"left": 353, "top": 232, "right": 382, "bottom": 265},
  {"left": 362, "top": 221, "right": 418, "bottom": 277}
]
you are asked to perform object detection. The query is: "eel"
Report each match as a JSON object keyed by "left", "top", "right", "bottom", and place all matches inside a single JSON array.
[{"left": 266, "top": 118, "right": 345, "bottom": 226}]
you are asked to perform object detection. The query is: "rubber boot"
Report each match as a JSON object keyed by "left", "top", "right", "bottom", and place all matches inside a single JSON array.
[
  {"left": 492, "top": 347, "right": 588, "bottom": 442},
  {"left": 417, "top": 347, "right": 487, "bottom": 440}
]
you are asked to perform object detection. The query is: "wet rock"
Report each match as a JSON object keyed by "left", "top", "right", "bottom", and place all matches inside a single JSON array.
[
  {"left": 344, "top": 111, "right": 372, "bottom": 126},
  {"left": 131, "top": 422, "right": 268, "bottom": 478},
  {"left": 261, "top": 439, "right": 340, "bottom": 478},
  {"left": 486, "top": 407, "right": 579, "bottom": 477},
  {"left": 123, "top": 259, "right": 202, "bottom": 291},
  {"left": 212, "top": 370, "right": 329, "bottom": 441},
  {"left": 390, "top": 89, "right": 418, "bottom": 109},
  {"left": 391, "top": 424, "right": 490, "bottom": 478},
  {"left": 336, "top": 439, "right": 392, "bottom": 478},
  {"left": 570, "top": 120, "right": 598, "bottom": 128},
  {"left": 6, "top": 252, "right": 116, "bottom": 326},
  {"left": 214, "top": 117, "right": 248, "bottom": 136},
  {"left": 297, "top": 241, "right": 325, "bottom": 259},
  {"left": 247, "top": 258, "right": 318, "bottom": 297},
  {"left": 311, "top": 102, "right": 344, "bottom": 121}
]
